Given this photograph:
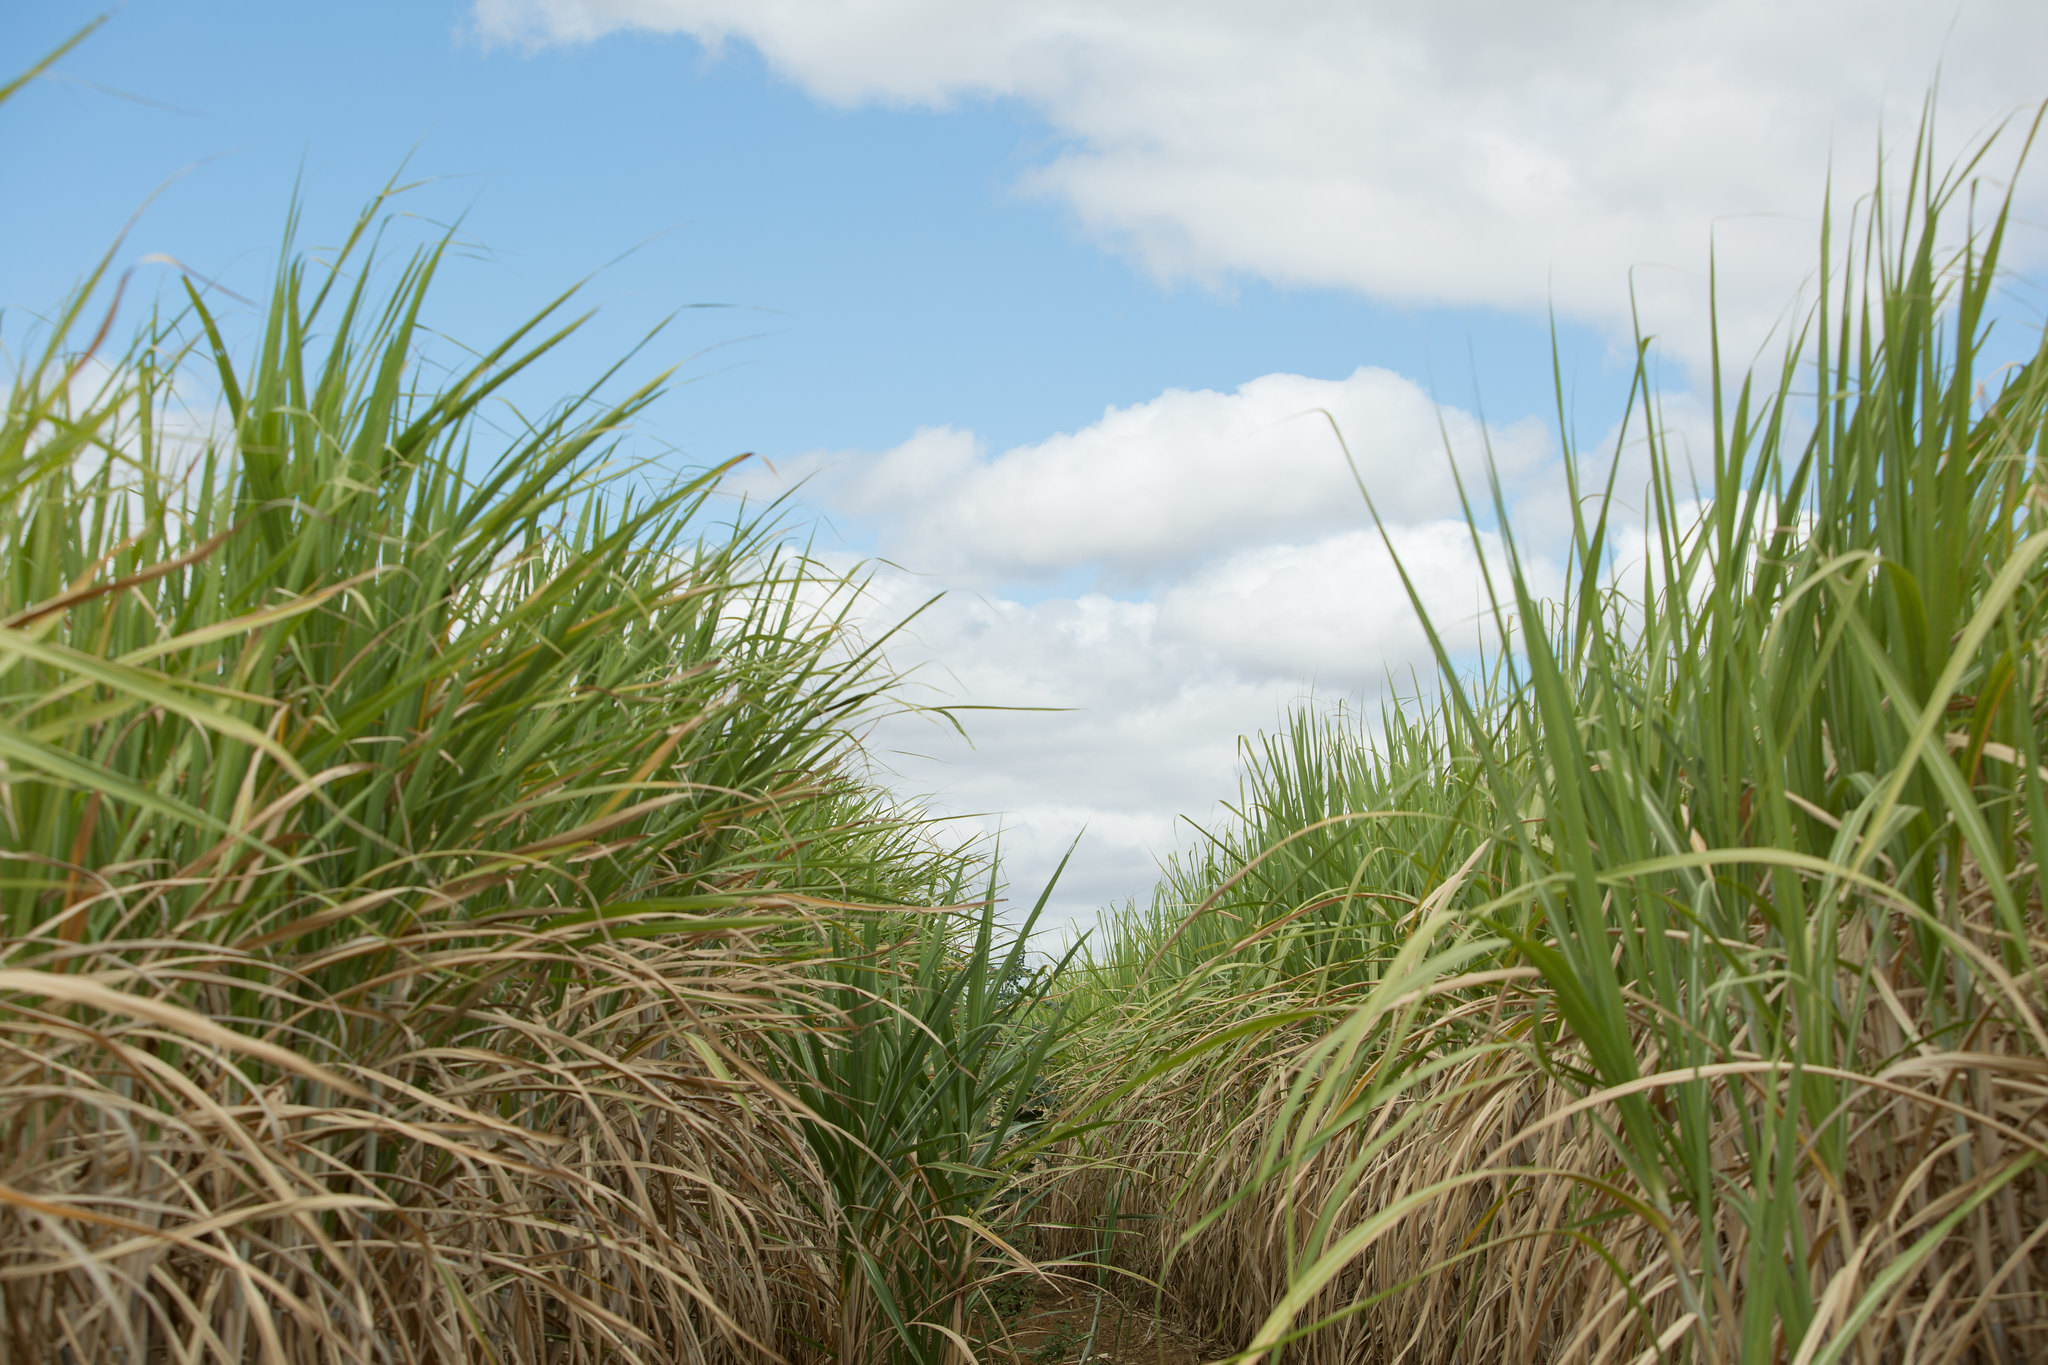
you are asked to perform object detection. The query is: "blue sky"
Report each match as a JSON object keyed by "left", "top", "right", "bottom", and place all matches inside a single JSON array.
[
  {"left": 4, "top": 3, "right": 1613, "bottom": 480},
  {"left": 6, "top": 2, "right": 2045, "bottom": 928}
]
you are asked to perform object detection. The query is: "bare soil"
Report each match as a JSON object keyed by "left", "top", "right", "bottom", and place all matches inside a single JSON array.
[{"left": 978, "top": 1277, "right": 1228, "bottom": 1365}]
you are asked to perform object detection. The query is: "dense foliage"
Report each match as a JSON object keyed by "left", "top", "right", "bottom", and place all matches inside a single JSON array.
[{"left": 7, "top": 26, "right": 2048, "bottom": 1363}]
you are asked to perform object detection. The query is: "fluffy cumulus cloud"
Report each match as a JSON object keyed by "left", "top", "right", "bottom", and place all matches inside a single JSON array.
[
  {"left": 753, "top": 367, "right": 1554, "bottom": 584},
  {"left": 473, "top": 0, "right": 2048, "bottom": 365},
  {"left": 741, "top": 371, "right": 1567, "bottom": 930}
]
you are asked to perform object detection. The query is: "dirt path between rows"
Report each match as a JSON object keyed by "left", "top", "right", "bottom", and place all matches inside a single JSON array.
[{"left": 982, "top": 1279, "right": 1229, "bottom": 1365}]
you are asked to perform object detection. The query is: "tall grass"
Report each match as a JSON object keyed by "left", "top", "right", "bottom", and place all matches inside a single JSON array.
[
  {"left": 15, "top": 22, "right": 2048, "bottom": 1364},
  {"left": 1047, "top": 118, "right": 2048, "bottom": 1363},
  {"left": 769, "top": 878, "right": 1075, "bottom": 1365},
  {"left": 0, "top": 163, "right": 1057, "bottom": 1361}
]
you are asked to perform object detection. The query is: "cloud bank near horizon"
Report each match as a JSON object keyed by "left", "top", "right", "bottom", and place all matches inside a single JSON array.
[{"left": 735, "top": 368, "right": 1587, "bottom": 925}]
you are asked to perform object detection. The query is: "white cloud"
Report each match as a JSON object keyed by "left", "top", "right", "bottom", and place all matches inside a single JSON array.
[
  {"left": 1158, "top": 523, "right": 1536, "bottom": 682},
  {"left": 765, "top": 375, "right": 1562, "bottom": 931},
  {"left": 473, "top": 0, "right": 2048, "bottom": 367},
  {"left": 843, "top": 573, "right": 1311, "bottom": 927},
  {"left": 744, "top": 366, "right": 1553, "bottom": 585}
]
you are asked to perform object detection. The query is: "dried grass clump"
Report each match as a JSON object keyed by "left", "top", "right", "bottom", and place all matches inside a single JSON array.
[
  {"left": 1050, "top": 874, "right": 2048, "bottom": 1364},
  {"left": 0, "top": 924, "right": 837, "bottom": 1364}
]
